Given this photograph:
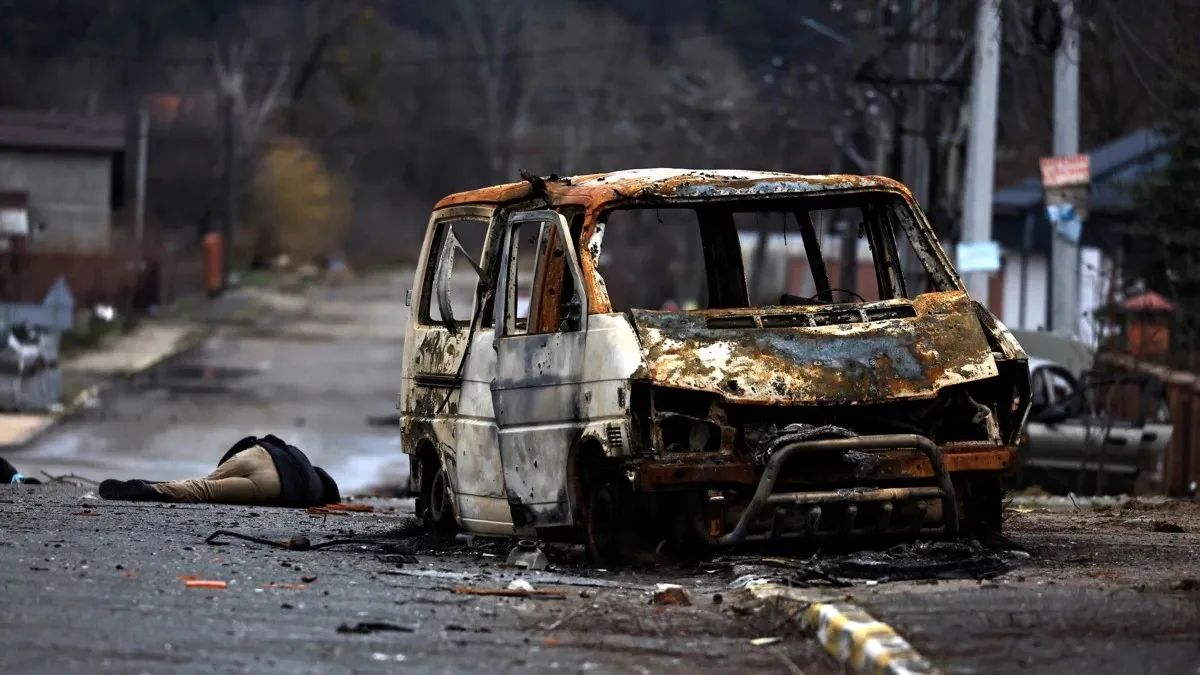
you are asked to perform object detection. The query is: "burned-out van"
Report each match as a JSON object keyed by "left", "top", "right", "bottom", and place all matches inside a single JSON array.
[{"left": 401, "top": 169, "right": 1030, "bottom": 560}]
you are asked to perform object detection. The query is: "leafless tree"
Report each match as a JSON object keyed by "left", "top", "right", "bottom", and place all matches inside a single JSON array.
[{"left": 211, "top": 41, "right": 290, "bottom": 152}]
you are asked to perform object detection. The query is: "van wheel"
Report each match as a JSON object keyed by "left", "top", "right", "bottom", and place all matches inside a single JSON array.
[
  {"left": 585, "top": 479, "right": 628, "bottom": 565},
  {"left": 960, "top": 475, "right": 1003, "bottom": 538},
  {"left": 425, "top": 467, "right": 457, "bottom": 535}
]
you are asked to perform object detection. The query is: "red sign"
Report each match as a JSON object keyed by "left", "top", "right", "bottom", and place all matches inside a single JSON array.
[{"left": 1039, "top": 154, "right": 1091, "bottom": 188}]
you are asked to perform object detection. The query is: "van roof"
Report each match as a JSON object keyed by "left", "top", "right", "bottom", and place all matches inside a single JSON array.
[{"left": 433, "top": 168, "right": 911, "bottom": 211}]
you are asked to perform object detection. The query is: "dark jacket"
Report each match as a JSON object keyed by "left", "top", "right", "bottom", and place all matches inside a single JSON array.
[{"left": 219, "top": 435, "right": 340, "bottom": 507}]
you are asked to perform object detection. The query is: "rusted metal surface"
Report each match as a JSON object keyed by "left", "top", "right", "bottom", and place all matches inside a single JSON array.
[
  {"left": 1098, "top": 352, "right": 1200, "bottom": 496},
  {"left": 438, "top": 169, "right": 963, "bottom": 317},
  {"left": 719, "top": 435, "right": 957, "bottom": 545},
  {"left": 630, "top": 292, "right": 998, "bottom": 405},
  {"left": 406, "top": 168, "right": 1031, "bottom": 549},
  {"left": 634, "top": 445, "right": 1016, "bottom": 491},
  {"left": 433, "top": 169, "right": 904, "bottom": 210}
]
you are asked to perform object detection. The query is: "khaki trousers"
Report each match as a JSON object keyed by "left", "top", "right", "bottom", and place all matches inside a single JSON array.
[{"left": 153, "top": 445, "right": 282, "bottom": 504}]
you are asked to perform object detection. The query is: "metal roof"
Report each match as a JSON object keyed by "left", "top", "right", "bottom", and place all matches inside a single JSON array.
[
  {"left": 993, "top": 128, "right": 1167, "bottom": 216},
  {"left": 434, "top": 168, "right": 910, "bottom": 210},
  {"left": 0, "top": 109, "right": 125, "bottom": 153}
]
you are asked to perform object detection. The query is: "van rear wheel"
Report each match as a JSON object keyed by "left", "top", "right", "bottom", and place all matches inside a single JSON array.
[{"left": 424, "top": 466, "right": 457, "bottom": 535}]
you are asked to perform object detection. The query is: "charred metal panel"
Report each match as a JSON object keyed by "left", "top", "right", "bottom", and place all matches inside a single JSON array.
[
  {"left": 400, "top": 205, "right": 512, "bottom": 534},
  {"left": 630, "top": 291, "right": 998, "bottom": 405},
  {"left": 492, "top": 314, "right": 641, "bottom": 528}
]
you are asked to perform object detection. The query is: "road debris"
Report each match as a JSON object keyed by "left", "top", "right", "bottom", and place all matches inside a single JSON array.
[
  {"left": 307, "top": 503, "right": 375, "bottom": 516},
  {"left": 205, "top": 529, "right": 416, "bottom": 556},
  {"left": 1151, "top": 520, "right": 1184, "bottom": 533},
  {"left": 749, "top": 637, "right": 782, "bottom": 646},
  {"left": 651, "top": 584, "right": 691, "bottom": 606},
  {"left": 785, "top": 540, "right": 1027, "bottom": 585},
  {"left": 184, "top": 580, "right": 228, "bottom": 589},
  {"left": 507, "top": 579, "right": 534, "bottom": 592},
  {"left": 452, "top": 585, "right": 566, "bottom": 599},
  {"left": 505, "top": 540, "right": 549, "bottom": 570},
  {"left": 336, "top": 621, "right": 414, "bottom": 634}
]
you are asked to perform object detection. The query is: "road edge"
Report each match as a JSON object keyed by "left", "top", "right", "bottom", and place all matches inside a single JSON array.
[
  {"left": 0, "top": 323, "right": 208, "bottom": 452},
  {"left": 748, "top": 583, "right": 939, "bottom": 675}
]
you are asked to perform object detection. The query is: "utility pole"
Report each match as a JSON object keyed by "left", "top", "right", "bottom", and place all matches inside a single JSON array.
[
  {"left": 1050, "top": 0, "right": 1080, "bottom": 335},
  {"left": 960, "top": 0, "right": 1002, "bottom": 302},
  {"left": 134, "top": 105, "right": 149, "bottom": 247}
]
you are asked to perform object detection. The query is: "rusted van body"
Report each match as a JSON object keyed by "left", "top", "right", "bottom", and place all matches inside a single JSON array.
[{"left": 401, "top": 169, "right": 1030, "bottom": 557}]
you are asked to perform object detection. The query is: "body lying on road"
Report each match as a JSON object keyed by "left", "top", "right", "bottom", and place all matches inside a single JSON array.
[{"left": 98, "top": 434, "right": 340, "bottom": 507}]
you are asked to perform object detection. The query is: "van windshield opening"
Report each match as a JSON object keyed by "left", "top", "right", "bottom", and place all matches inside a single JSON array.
[{"left": 591, "top": 192, "right": 950, "bottom": 312}]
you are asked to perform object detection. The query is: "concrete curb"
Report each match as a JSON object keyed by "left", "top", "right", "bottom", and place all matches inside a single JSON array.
[
  {"left": 748, "top": 583, "right": 938, "bottom": 675},
  {"left": 0, "top": 324, "right": 207, "bottom": 453}
]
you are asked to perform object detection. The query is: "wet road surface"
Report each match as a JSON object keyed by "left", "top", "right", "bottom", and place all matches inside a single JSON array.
[
  {"left": 0, "top": 485, "right": 834, "bottom": 674},
  {"left": 9, "top": 275, "right": 411, "bottom": 494},
  {"left": 3, "top": 273, "right": 1200, "bottom": 673}
]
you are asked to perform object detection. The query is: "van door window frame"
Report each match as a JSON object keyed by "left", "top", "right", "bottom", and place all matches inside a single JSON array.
[
  {"left": 418, "top": 216, "right": 490, "bottom": 328},
  {"left": 494, "top": 210, "right": 587, "bottom": 339}
]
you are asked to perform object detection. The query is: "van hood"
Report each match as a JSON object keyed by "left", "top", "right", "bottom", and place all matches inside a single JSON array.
[{"left": 629, "top": 291, "right": 998, "bottom": 405}]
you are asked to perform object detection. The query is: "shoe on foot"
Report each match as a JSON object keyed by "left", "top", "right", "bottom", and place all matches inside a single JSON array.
[{"left": 99, "top": 479, "right": 163, "bottom": 501}]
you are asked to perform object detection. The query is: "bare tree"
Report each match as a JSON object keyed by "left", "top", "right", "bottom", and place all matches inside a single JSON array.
[
  {"left": 448, "top": 0, "right": 544, "bottom": 181},
  {"left": 211, "top": 41, "right": 290, "bottom": 151}
]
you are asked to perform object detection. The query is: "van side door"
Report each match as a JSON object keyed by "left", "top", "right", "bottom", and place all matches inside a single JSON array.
[{"left": 490, "top": 210, "right": 588, "bottom": 530}]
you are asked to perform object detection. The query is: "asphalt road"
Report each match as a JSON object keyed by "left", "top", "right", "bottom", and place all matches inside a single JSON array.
[
  {"left": 0, "top": 484, "right": 833, "bottom": 675},
  {"left": 10, "top": 275, "right": 413, "bottom": 494},
  {"left": 3, "top": 273, "right": 1200, "bottom": 673}
]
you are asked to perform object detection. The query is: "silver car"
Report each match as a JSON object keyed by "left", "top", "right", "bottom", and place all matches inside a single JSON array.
[{"left": 1022, "top": 357, "right": 1171, "bottom": 494}]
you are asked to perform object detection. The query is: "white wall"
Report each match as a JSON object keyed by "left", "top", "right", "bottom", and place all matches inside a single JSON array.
[
  {"left": 999, "top": 247, "right": 1049, "bottom": 331},
  {"left": 1078, "top": 246, "right": 1111, "bottom": 347}
]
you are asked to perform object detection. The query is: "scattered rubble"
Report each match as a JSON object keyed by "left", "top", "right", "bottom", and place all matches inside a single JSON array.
[
  {"left": 507, "top": 579, "right": 534, "bottom": 592},
  {"left": 784, "top": 540, "right": 1028, "bottom": 585},
  {"left": 184, "top": 580, "right": 227, "bottom": 589},
  {"left": 452, "top": 585, "right": 566, "bottom": 599},
  {"left": 651, "top": 584, "right": 691, "bottom": 606},
  {"left": 336, "top": 621, "right": 413, "bottom": 635},
  {"left": 749, "top": 637, "right": 782, "bottom": 647},
  {"left": 505, "top": 540, "right": 549, "bottom": 570}
]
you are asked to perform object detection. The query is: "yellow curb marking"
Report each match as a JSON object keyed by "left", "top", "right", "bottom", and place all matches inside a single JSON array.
[{"left": 784, "top": 595, "right": 937, "bottom": 675}]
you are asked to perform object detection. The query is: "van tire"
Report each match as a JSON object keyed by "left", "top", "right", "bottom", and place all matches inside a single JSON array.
[
  {"left": 425, "top": 466, "right": 458, "bottom": 535},
  {"left": 960, "top": 475, "right": 1003, "bottom": 537},
  {"left": 585, "top": 479, "right": 628, "bottom": 565}
]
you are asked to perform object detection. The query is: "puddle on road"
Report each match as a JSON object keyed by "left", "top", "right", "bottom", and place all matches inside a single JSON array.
[{"left": 325, "top": 438, "right": 408, "bottom": 494}]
